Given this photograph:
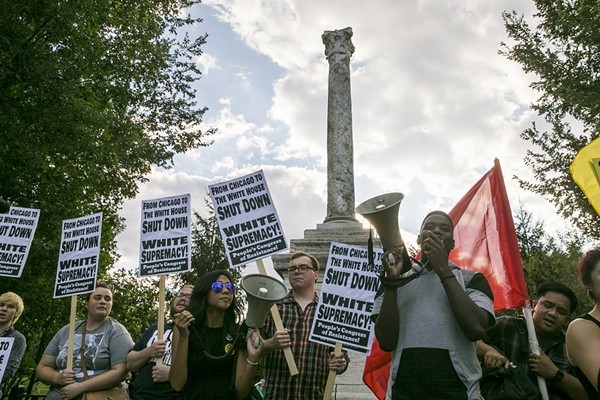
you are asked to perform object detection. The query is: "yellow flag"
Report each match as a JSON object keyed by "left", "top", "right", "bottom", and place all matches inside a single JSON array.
[{"left": 570, "top": 136, "right": 600, "bottom": 216}]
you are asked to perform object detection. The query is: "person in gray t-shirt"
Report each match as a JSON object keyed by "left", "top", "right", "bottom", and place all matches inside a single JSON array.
[
  {"left": 373, "top": 211, "right": 495, "bottom": 400},
  {"left": 36, "top": 283, "right": 134, "bottom": 400}
]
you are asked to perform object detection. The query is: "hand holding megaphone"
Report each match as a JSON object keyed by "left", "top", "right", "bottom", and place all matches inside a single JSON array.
[
  {"left": 382, "top": 246, "right": 406, "bottom": 279},
  {"left": 246, "top": 328, "right": 264, "bottom": 357}
]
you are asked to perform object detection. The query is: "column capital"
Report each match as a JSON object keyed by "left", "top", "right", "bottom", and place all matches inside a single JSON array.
[{"left": 322, "top": 27, "right": 355, "bottom": 60}]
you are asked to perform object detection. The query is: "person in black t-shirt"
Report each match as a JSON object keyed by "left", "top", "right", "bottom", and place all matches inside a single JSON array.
[
  {"left": 170, "top": 270, "right": 264, "bottom": 400},
  {"left": 127, "top": 284, "right": 193, "bottom": 400}
]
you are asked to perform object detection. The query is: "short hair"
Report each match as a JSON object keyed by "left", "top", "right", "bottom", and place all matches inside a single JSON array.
[
  {"left": 85, "top": 282, "right": 113, "bottom": 302},
  {"left": 421, "top": 210, "right": 454, "bottom": 231},
  {"left": 0, "top": 292, "right": 24, "bottom": 325},
  {"left": 536, "top": 282, "right": 578, "bottom": 314},
  {"left": 578, "top": 249, "right": 600, "bottom": 301},
  {"left": 179, "top": 284, "right": 194, "bottom": 293},
  {"left": 170, "top": 284, "right": 195, "bottom": 317},
  {"left": 290, "top": 251, "right": 320, "bottom": 272}
]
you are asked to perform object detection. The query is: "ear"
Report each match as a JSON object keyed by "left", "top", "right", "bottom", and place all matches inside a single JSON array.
[
  {"left": 416, "top": 234, "right": 421, "bottom": 246},
  {"left": 531, "top": 299, "right": 538, "bottom": 310}
]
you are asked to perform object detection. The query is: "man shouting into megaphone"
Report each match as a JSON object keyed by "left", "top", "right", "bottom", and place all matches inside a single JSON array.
[{"left": 373, "top": 210, "right": 495, "bottom": 400}]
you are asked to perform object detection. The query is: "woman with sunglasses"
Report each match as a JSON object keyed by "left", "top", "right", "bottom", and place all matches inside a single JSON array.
[{"left": 170, "top": 270, "right": 263, "bottom": 400}]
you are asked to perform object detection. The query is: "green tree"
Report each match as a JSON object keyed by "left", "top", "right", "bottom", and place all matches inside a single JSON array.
[
  {"left": 502, "top": 1, "right": 600, "bottom": 239},
  {"left": 102, "top": 269, "right": 160, "bottom": 342},
  {"left": 0, "top": 0, "right": 215, "bottom": 382},
  {"left": 514, "top": 205, "right": 592, "bottom": 316}
]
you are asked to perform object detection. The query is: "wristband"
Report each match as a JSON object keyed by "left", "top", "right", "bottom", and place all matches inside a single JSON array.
[
  {"left": 246, "top": 358, "right": 259, "bottom": 366},
  {"left": 440, "top": 274, "right": 455, "bottom": 283},
  {"left": 548, "top": 369, "right": 564, "bottom": 383}
]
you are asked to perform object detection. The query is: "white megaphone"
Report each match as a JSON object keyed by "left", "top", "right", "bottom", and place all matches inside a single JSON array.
[{"left": 241, "top": 274, "right": 288, "bottom": 328}]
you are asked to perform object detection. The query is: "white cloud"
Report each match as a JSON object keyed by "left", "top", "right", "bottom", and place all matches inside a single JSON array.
[
  {"left": 115, "top": 0, "right": 566, "bottom": 271},
  {"left": 196, "top": 52, "right": 219, "bottom": 74}
]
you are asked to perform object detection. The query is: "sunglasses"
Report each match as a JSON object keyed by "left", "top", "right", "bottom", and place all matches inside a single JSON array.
[{"left": 211, "top": 281, "right": 234, "bottom": 294}]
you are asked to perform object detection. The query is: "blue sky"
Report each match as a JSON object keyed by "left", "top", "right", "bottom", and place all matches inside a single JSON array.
[{"left": 115, "top": 0, "right": 564, "bottom": 272}]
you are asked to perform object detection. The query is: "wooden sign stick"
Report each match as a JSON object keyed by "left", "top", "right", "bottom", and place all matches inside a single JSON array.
[
  {"left": 256, "top": 259, "right": 299, "bottom": 376},
  {"left": 323, "top": 342, "right": 343, "bottom": 400},
  {"left": 66, "top": 295, "right": 78, "bottom": 370},
  {"left": 155, "top": 275, "right": 166, "bottom": 365}
]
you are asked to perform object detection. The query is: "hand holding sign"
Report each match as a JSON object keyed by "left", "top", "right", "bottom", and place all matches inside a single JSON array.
[{"left": 209, "top": 171, "right": 296, "bottom": 375}]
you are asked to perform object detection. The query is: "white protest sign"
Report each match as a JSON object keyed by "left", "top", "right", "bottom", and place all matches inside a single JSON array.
[
  {"left": 0, "top": 207, "right": 40, "bottom": 277},
  {"left": 139, "top": 194, "right": 191, "bottom": 277},
  {"left": 0, "top": 337, "right": 14, "bottom": 383},
  {"left": 54, "top": 212, "right": 103, "bottom": 298},
  {"left": 208, "top": 170, "right": 287, "bottom": 268},
  {"left": 309, "top": 242, "right": 383, "bottom": 354}
]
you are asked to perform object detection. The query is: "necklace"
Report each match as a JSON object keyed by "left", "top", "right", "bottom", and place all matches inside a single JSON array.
[{"left": 191, "top": 324, "right": 239, "bottom": 360}]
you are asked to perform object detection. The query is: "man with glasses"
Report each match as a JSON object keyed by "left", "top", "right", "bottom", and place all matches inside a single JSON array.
[
  {"left": 127, "top": 284, "right": 193, "bottom": 400},
  {"left": 261, "top": 251, "right": 349, "bottom": 400}
]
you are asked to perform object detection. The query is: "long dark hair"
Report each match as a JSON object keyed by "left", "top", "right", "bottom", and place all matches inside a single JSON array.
[{"left": 187, "top": 270, "right": 242, "bottom": 336}]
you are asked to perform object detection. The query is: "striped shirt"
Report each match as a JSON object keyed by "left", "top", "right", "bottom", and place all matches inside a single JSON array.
[{"left": 262, "top": 291, "right": 346, "bottom": 400}]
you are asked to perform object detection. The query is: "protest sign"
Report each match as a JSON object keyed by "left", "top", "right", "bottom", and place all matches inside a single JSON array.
[
  {"left": 0, "top": 337, "right": 14, "bottom": 384},
  {"left": 0, "top": 207, "right": 40, "bottom": 277},
  {"left": 139, "top": 194, "right": 191, "bottom": 277},
  {"left": 208, "top": 170, "right": 287, "bottom": 267},
  {"left": 54, "top": 213, "right": 103, "bottom": 298},
  {"left": 310, "top": 242, "right": 383, "bottom": 354}
]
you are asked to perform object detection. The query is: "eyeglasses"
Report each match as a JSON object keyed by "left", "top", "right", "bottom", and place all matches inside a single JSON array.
[
  {"left": 287, "top": 264, "right": 315, "bottom": 274},
  {"left": 175, "top": 293, "right": 192, "bottom": 300},
  {"left": 211, "top": 281, "right": 234, "bottom": 294}
]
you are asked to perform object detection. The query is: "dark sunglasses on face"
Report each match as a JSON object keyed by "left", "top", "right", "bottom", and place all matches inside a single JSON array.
[{"left": 211, "top": 281, "right": 234, "bottom": 294}]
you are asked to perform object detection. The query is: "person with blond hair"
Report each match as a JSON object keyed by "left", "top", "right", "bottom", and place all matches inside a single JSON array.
[{"left": 0, "top": 291, "right": 26, "bottom": 396}]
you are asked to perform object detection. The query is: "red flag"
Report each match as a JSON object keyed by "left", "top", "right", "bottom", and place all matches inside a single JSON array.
[
  {"left": 362, "top": 338, "right": 391, "bottom": 400},
  {"left": 448, "top": 158, "right": 528, "bottom": 311},
  {"left": 362, "top": 159, "right": 528, "bottom": 398}
]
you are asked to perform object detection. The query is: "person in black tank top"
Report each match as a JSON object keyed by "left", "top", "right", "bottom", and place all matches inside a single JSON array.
[{"left": 566, "top": 249, "right": 600, "bottom": 399}]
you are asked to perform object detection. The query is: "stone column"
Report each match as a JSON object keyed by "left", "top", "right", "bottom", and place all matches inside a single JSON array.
[{"left": 322, "top": 27, "right": 358, "bottom": 224}]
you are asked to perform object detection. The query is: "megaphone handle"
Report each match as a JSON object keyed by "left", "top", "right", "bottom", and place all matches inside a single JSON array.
[
  {"left": 256, "top": 259, "right": 299, "bottom": 376},
  {"left": 388, "top": 253, "right": 396, "bottom": 265},
  {"left": 323, "top": 342, "right": 343, "bottom": 400}
]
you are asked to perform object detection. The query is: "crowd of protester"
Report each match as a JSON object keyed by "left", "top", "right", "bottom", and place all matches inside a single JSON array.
[{"left": 0, "top": 236, "right": 598, "bottom": 399}]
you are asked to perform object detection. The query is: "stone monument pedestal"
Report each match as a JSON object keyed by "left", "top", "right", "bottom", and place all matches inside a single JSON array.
[{"left": 272, "top": 221, "right": 368, "bottom": 278}]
